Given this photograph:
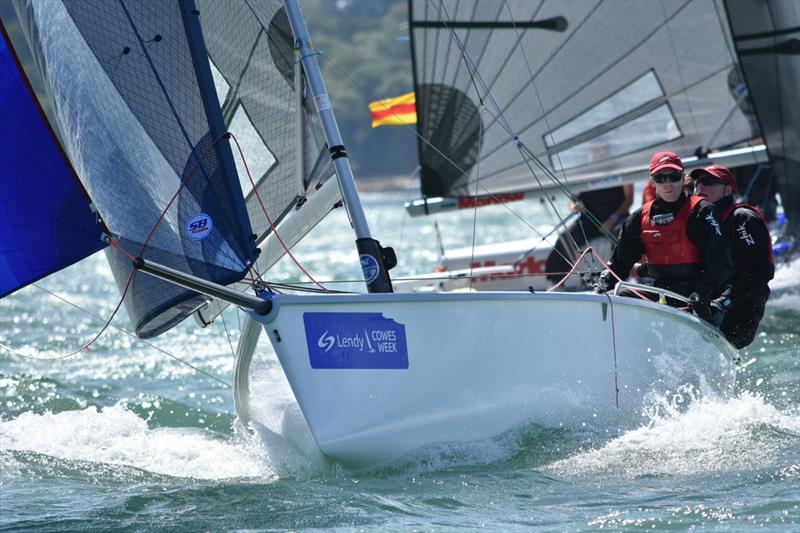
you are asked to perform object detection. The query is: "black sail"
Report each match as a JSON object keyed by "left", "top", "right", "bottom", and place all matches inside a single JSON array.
[{"left": 725, "top": 0, "right": 800, "bottom": 234}]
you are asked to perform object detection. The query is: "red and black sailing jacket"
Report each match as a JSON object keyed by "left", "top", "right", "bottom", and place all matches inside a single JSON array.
[
  {"left": 640, "top": 196, "right": 703, "bottom": 266},
  {"left": 606, "top": 194, "right": 730, "bottom": 298}
]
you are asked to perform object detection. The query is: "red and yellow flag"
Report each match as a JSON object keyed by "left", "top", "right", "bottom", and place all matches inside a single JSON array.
[{"left": 368, "top": 91, "right": 417, "bottom": 128}]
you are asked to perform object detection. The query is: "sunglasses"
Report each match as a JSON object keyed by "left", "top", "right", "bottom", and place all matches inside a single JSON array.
[
  {"left": 652, "top": 171, "right": 683, "bottom": 184},
  {"left": 694, "top": 176, "right": 725, "bottom": 187}
]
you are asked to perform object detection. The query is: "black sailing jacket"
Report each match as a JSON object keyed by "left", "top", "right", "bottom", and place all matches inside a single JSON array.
[{"left": 716, "top": 195, "right": 774, "bottom": 303}]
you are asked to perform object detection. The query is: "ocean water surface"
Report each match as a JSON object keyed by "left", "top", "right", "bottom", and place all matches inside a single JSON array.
[{"left": 2, "top": 192, "right": 799, "bottom": 531}]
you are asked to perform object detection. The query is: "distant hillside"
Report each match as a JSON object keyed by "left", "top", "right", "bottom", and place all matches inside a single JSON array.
[{"left": 0, "top": 1, "right": 418, "bottom": 179}]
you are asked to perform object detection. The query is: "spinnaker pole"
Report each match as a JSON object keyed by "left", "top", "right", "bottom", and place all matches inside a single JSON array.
[{"left": 283, "top": 0, "right": 395, "bottom": 293}]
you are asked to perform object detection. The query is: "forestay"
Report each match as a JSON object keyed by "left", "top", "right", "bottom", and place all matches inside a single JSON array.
[
  {"left": 0, "top": 20, "right": 107, "bottom": 298},
  {"left": 410, "top": 0, "right": 757, "bottom": 200},
  {"left": 15, "top": 0, "right": 256, "bottom": 337}
]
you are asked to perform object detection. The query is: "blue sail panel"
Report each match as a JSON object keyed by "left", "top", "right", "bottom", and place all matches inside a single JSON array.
[{"left": 0, "top": 22, "right": 106, "bottom": 298}]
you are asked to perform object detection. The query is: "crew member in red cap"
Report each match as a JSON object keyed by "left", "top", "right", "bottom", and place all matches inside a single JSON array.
[
  {"left": 595, "top": 152, "right": 731, "bottom": 320},
  {"left": 691, "top": 164, "right": 774, "bottom": 348}
]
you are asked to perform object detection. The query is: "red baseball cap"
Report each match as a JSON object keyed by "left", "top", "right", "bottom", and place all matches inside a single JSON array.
[
  {"left": 649, "top": 151, "right": 684, "bottom": 175},
  {"left": 689, "top": 164, "right": 737, "bottom": 193}
]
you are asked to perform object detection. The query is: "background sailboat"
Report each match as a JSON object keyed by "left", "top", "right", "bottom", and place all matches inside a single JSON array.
[{"left": 401, "top": 0, "right": 795, "bottom": 293}]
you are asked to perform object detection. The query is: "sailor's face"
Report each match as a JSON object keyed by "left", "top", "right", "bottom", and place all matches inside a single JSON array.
[
  {"left": 694, "top": 176, "right": 729, "bottom": 203},
  {"left": 652, "top": 170, "right": 684, "bottom": 203}
]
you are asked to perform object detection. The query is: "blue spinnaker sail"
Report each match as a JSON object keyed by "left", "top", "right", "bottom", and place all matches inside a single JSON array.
[
  {"left": 14, "top": 0, "right": 258, "bottom": 337},
  {"left": 0, "top": 21, "right": 106, "bottom": 298}
]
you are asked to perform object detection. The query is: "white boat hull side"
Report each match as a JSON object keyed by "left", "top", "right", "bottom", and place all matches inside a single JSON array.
[{"left": 252, "top": 292, "right": 737, "bottom": 467}]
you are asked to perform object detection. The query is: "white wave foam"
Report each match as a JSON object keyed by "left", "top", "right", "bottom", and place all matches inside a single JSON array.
[
  {"left": 0, "top": 404, "right": 274, "bottom": 480},
  {"left": 245, "top": 354, "right": 331, "bottom": 475},
  {"left": 546, "top": 392, "right": 800, "bottom": 478},
  {"left": 769, "top": 256, "right": 800, "bottom": 309}
]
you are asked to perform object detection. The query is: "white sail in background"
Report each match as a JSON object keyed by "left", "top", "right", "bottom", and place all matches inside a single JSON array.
[{"left": 409, "top": 0, "right": 760, "bottom": 202}]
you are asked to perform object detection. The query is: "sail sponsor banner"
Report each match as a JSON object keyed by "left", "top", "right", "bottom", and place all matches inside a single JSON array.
[
  {"left": 303, "top": 312, "right": 409, "bottom": 369},
  {"left": 369, "top": 91, "right": 417, "bottom": 127}
]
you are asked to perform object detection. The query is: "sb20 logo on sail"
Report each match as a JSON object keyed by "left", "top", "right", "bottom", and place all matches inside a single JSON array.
[{"left": 186, "top": 213, "right": 213, "bottom": 240}]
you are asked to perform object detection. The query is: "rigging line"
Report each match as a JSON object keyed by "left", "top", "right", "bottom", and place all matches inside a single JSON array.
[
  {"left": 139, "top": 131, "right": 231, "bottom": 254},
  {"left": 488, "top": 2, "right": 616, "bottom": 264},
  {"left": 468, "top": 105, "right": 486, "bottom": 290},
  {"left": 25, "top": 281, "right": 231, "bottom": 388},
  {"left": 441, "top": 0, "right": 490, "bottom": 112},
  {"left": 440, "top": 1, "right": 542, "bottom": 145},
  {"left": 219, "top": 304, "right": 237, "bottom": 361},
  {"left": 517, "top": 141, "right": 618, "bottom": 245},
  {"left": 503, "top": 1, "right": 594, "bottom": 261},
  {"left": 547, "top": 246, "right": 597, "bottom": 292},
  {"left": 514, "top": 136, "right": 586, "bottom": 256},
  {"left": 117, "top": 0, "right": 214, "bottom": 189},
  {"left": 398, "top": 167, "right": 421, "bottom": 245},
  {"left": 435, "top": 0, "right": 484, "bottom": 106},
  {"left": 0, "top": 269, "right": 135, "bottom": 362},
  {"left": 474, "top": 1, "right": 603, "bottom": 145},
  {"left": 314, "top": 46, "right": 564, "bottom": 255},
  {"left": 432, "top": 4, "right": 586, "bottom": 268},
  {"left": 604, "top": 292, "right": 620, "bottom": 409},
  {"left": 433, "top": 8, "right": 586, "bottom": 253},
  {"left": 228, "top": 133, "right": 330, "bottom": 292},
  {"left": 435, "top": 6, "right": 515, "bottom": 138},
  {"left": 449, "top": 101, "right": 613, "bottom": 271}
]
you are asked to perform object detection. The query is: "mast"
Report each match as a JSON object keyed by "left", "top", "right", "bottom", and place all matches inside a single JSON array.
[{"left": 283, "top": 0, "right": 395, "bottom": 293}]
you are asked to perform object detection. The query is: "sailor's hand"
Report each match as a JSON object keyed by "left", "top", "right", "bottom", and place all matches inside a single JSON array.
[
  {"left": 689, "top": 292, "right": 712, "bottom": 321},
  {"left": 709, "top": 295, "right": 732, "bottom": 327},
  {"left": 594, "top": 270, "right": 614, "bottom": 294}
]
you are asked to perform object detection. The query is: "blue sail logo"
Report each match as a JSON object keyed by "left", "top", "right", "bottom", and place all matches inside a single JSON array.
[{"left": 186, "top": 213, "right": 213, "bottom": 240}]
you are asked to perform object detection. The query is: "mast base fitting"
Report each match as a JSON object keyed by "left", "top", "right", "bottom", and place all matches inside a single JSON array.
[{"left": 356, "top": 238, "right": 394, "bottom": 293}]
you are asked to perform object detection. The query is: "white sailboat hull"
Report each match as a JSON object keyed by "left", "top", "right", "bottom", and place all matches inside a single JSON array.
[{"left": 250, "top": 292, "right": 737, "bottom": 468}]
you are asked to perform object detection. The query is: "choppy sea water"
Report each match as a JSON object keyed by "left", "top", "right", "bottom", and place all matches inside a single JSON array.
[{"left": 2, "top": 192, "right": 799, "bottom": 531}]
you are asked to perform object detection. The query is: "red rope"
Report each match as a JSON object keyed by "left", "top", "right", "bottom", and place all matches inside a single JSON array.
[
  {"left": 0, "top": 268, "right": 136, "bottom": 361},
  {"left": 138, "top": 132, "right": 232, "bottom": 255},
  {"left": 104, "top": 130, "right": 328, "bottom": 300},
  {"left": 228, "top": 132, "right": 329, "bottom": 292},
  {"left": 547, "top": 247, "right": 650, "bottom": 300}
]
